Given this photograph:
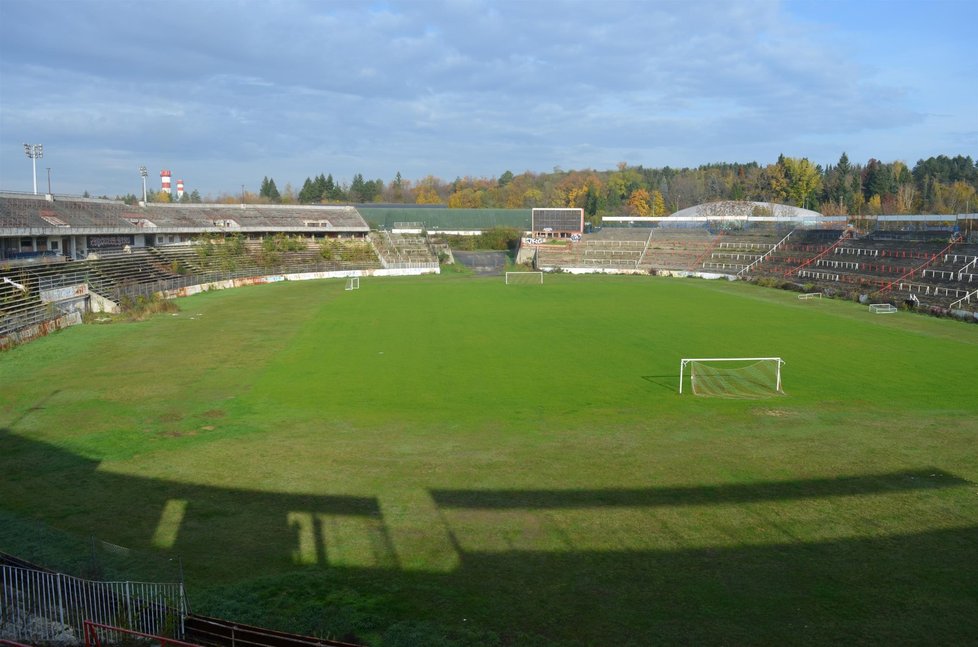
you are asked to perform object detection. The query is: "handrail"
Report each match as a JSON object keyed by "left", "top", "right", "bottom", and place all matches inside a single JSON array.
[
  {"left": 84, "top": 621, "right": 199, "bottom": 647},
  {"left": 949, "top": 288, "right": 978, "bottom": 310},
  {"left": 636, "top": 228, "right": 656, "bottom": 268},
  {"left": 957, "top": 256, "right": 977, "bottom": 280},
  {"left": 737, "top": 229, "right": 794, "bottom": 276}
]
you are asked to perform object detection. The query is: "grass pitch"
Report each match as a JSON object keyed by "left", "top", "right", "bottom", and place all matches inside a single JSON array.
[{"left": 2, "top": 274, "right": 977, "bottom": 646}]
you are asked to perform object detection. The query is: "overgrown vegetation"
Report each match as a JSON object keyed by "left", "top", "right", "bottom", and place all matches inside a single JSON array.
[
  {"left": 84, "top": 292, "right": 179, "bottom": 324},
  {"left": 438, "top": 227, "right": 523, "bottom": 252},
  {"left": 319, "top": 239, "right": 376, "bottom": 263},
  {"left": 195, "top": 233, "right": 249, "bottom": 271}
]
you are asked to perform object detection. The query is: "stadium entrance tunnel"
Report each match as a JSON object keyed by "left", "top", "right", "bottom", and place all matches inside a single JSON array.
[{"left": 451, "top": 250, "right": 508, "bottom": 275}]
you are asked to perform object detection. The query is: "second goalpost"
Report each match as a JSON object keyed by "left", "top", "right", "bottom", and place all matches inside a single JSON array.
[{"left": 505, "top": 271, "right": 544, "bottom": 285}]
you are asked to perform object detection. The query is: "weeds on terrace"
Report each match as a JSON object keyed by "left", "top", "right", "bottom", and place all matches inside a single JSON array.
[
  {"left": 260, "top": 233, "right": 306, "bottom": 267},
  {"left": 194, "top": 233, "right": 248, "bottom": 272},
  {"left": 319, "top": 239, "right": 375, "bottom": 262},
  {"left": 88, "top": 293, "right": 179, "bottom": 323},
  {"left": 264, "top": 233, "right": 306, "bottom": 253}
]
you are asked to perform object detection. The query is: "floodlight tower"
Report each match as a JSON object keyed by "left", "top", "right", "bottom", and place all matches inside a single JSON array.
[
  {"left": 23, "top": 143, "right": 44, "bottom": 195},
  {"left": 139, "top": 165, "right": 148, "bottom": 202}
]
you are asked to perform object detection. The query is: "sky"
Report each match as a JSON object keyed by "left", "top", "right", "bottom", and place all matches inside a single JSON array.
[{"left": 0, "top": 0, "right": 975, "bottom": 199}]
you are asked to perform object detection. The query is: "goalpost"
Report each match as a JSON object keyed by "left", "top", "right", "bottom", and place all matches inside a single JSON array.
[
  {"left": 869, "top": 303, "right": 896, "bottom": 314},
  {"left": 679, "top": 357, "right": 785, "bottom": 397},
  {"left": 505, "top": 271, "right": 544, "bottom": 285},
  {"left": 345, "top": 277, "right": 360, "bottom": 291}
]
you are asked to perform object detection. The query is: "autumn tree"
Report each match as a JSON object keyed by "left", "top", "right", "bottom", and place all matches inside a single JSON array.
[
  {"left": 626, "top": 188, "right": 652, "bottom": 216},
  {"left": 414, "top": 175, "right": 445, "bottom": 205},
  {"left": 779, "top": 157, "right": 822, "bottom": 209}
]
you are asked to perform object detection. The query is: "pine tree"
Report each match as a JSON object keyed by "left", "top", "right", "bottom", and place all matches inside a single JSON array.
[{"left": 298, "top": 177, "right": 316, "bottom": 203}]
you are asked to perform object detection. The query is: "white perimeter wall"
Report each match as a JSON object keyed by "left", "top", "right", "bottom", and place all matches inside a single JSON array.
[
  {"left": 535, "top": 266, "right": 737, "bottom": 280},
  {"left": 160, "top": 266, "right": 439, "bottom": 299}
]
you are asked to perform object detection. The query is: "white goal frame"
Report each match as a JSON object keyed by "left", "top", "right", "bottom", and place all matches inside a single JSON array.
[
  {"left": 505, "top": 271, "right": 543, "bottom": 285},
  {"left": 345, "top": 277, "right": 360, "bottom": 291},
  {"left": 869, "top": 303, "right": 896, "bottom": 313},
  {"left": 798, "top": 292, "right": 822, "bottom": 300},
  {"left": 679, "top": 357, "right": 784, "bottom": 394}
]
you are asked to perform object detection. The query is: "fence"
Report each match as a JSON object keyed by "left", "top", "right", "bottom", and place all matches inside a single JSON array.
[
  {"left": 0, "top": 564, "right": 186, "bottom": 644},
  {"left": 84, "top": 620, "right": 199, "bottom": 647}
]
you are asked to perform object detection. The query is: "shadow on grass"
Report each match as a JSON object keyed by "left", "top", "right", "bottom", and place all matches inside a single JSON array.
[
  {"left": 429, "top": 468, "right": 969, "bottom": 509},
  {"left": 2, "top": 427, "right": 976, "bottom": 646},
  {"left": 641, "top": 374, "right": 679, "bottom": 392}
]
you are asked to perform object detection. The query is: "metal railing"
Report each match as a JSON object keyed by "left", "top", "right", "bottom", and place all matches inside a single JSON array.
[
  {"left": 737, "top": 229, "right": 794, "bottom": 276},
  {"left": 1, "top": 564, "right": 186, "bottom": 644},
  {"left": 949, "top": 288, "right": 978, "bottom": 310}
]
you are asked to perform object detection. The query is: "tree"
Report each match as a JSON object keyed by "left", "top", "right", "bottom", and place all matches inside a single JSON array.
[
  {"left": 415, "top": 185, "right": 441, "bottom": 204},
  {"left": 779, "top": 157, "right": 821, "bottom": 209},
  {"left": 626, "top": 188, "right": 652, "bottom": 216},
  {"left": 867, "top": 194, "right": 883, "bottom": 214},
  {"left": 348, "top": 174, "right": 362, "bottom": 202},
  {"left": 298, "top": 177, "right": 316, "bottom": 203},
  {"left": 388, "top": 171, "right": 406, "bottom": 202},
  {"left": 325, "top": 174, "right": 345, "bottom": 201},
  {"left": 762, "top": 163, "right": 789, "bottom": 202},
  {"left": 649, "top": 190, "right": 667, "bottom": 216},
  {"left": 448, "top": 188, "right": 483, "bottom": 208},
  {"left": 259, "top": 176, "right": 281, "bottom": 202},
  {"left": 280, "top": 183, "right": 296, "bottom": 204},
  {"left": 498, "top": 170, "right": 514, "bottom": 187},
  {"left": 189, "top": 189, "right": 202, "bottom": 203},
  {"left": 863, "top": 159, "right": 894, "bottom": 201},
  {"left": 946, "top": 181, "right": 976, "bottom": 213}
]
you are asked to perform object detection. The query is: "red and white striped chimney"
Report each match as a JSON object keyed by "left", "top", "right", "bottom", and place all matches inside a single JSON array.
[
  {"left": 176, "top": 179, "right": 185, "bottom": 200},
  {"left": 160, "top": 170, "right": 172, "bottom": 196}
]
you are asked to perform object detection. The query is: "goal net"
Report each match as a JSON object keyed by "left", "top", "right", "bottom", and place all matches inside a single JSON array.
[
  {"left": 345, "top": 277, "right": 360, "bottom": 291},
  {"left": 505, "top": 271, "right": 543, "bottom": 285},
  {"left": 679, "top": 357, "right": 785, "bottom": 398},
  {"left": 869, "top": 303, "right": 896, "bottom": 313}
]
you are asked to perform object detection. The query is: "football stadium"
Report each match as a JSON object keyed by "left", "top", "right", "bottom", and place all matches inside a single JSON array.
[{"left": 2, "top": 194, "right": 978, "bottom": 646}]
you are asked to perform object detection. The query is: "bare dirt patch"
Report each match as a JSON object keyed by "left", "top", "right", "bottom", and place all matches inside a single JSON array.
[{"left": 161, "top": 429, "right": 198, "bottom": 438}]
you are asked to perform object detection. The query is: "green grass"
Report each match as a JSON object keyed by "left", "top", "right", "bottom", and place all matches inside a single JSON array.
[{"left": 2, "top": 274, "right": 977, "bottom": 646}]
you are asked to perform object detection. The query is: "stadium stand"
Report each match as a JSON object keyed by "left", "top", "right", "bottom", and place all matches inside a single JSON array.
[
  {"left": 0, "top": 193, "right": 386, "bottom": 345},
  {"left": 369, "top": 231, "right": 439, "bottom": 267},
  {"left": 746, "top": 230, "right": 978, "bottom": 309},
  {"left": 4, "top": 193, "right": 976, "bottom": 346}
]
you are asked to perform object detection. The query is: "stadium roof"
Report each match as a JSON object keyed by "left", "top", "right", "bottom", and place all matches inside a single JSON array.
[
  {"left": 0, "top": 193, "right": 369, "bottom": 235},
  {"left": 670, "top": 201, "right": 824, "bottom": 220}
]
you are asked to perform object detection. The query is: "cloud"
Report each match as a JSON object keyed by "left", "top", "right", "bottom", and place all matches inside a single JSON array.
[{"left": 0, "top": 0, "right": 974, "bottom": 196}]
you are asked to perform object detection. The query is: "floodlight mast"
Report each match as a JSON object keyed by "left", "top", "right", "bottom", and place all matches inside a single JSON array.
[
  {"left": 24, "top": 143, "right": 44, "bottom": 195},
  {"left": 139, "top": 165, "right": 148, "bottom": 202}
]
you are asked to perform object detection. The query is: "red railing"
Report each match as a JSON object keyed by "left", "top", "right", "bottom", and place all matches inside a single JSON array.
[
  {"left": 687, "top": 231, "right": 724, "bottom": 271},
  {"left": 84, "top": 620, "right": 201, "bottom": 647},
  {"left": 784, "top": 230, "right": 851, "bottom": 277},
  {"left": 877, "top": 239, "right": 960, "bottom": 295}
]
